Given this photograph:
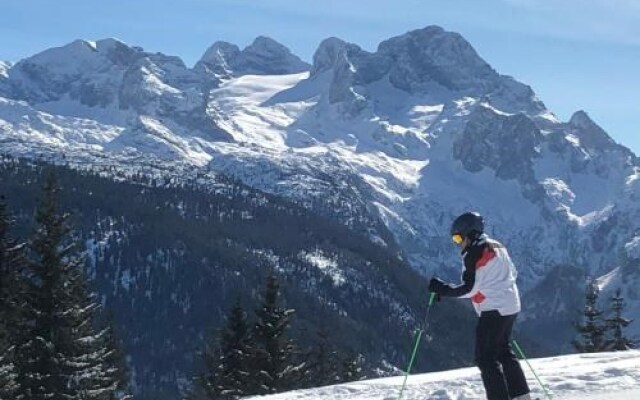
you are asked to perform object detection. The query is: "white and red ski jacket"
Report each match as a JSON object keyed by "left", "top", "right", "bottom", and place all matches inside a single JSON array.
[{"left": 441, "top": 235, "right": 521, "bottom": 316}]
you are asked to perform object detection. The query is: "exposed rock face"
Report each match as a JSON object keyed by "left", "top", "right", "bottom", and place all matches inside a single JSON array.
[
  {"left": 194, "top": 41, "right": 241, "bottom": 78},
  {"left": 308, "top": 26, "right": 545, "bottom": 118},
  {"left": 5, "top": 39, "right": 135, "bottom": 105},
  {"left": 311, "top": 37, "right": 348, "bottom": 75},
  {"left": 453, "top": 105, "right": 543, "bottom": 182},
  {"left": 195, "top": 36, "right": 310, "bottom": 78},
  {"left": 378, "top": 26, "right": 498, "bottom": 93},
  {"left": 311, "top": 25, "right": 502, "bottom": 95},
  {"left": 569, "top": 110, "right": 619, "bottom": 151},
  {"left": 240, "top": 36, "right": 310, "bottom": 75}
]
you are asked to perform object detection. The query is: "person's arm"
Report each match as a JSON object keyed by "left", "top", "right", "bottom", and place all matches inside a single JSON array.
[{"left": 429, "top": 243, "right": 483, "bottom": 298}]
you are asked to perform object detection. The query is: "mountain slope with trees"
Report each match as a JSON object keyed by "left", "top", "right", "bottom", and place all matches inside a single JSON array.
[{"left": 1, "top": 156, "right": 480, "bottom": 398}]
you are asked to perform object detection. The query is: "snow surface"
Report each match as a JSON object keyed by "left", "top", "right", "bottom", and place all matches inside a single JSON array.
[
  {"left": 300, "top": 249, "right": 345, "bottom": 286},
  {"left": 0, "top": 61, "right": 10, "bottom": 78},
  {"left": 625, "top": 237, "right": 640, "bottom": 261},
  {"left": 208, "top": 72, "right": 311, "bottom": 149},
  {"left": 247, "top": 351, "right": 640, "bottom": 400}
]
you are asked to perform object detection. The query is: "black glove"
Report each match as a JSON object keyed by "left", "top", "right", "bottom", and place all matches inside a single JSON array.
[{"left": 428, "top": 277, "right": 447, "bottom": 295}]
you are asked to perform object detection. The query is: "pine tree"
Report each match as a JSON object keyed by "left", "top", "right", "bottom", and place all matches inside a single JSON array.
[
  {"left": 605, "top": 289, "right": 635, "bottom": 351},
  {"left": 573, "top": 280, "right": 607, "bottom": 353},
  {"left": 191, "top": 299, "right": 253, "bottom": 400},
  {"left": 249, "top": 275, "right": 304, "bottom": 395},
  {"left": 339, "top": 352, "right": 363, "bottom": 383},
  {"left": 15, "top": 173, "right": 126, "bottom": 400},
  {"left": 188, "top": 331, "right": 219, "bottom": 400},
  {"left": 102, "top": 317, "right": 133, "bottom": 400},
  {"left": 66, "top": 278, "right": 127, "bottom": 399},
  {"left": 215, "top": 301, "right": 253, "bottom": 399},
  {"left": 305, "top": 328, "right": 339, "bottom": 387},
  {"left": 0, "top": 353, "right": 18, "bottom": 400},
  {"left": 187, "top": 339, "right": 218, "bottom": 400},
  {"left": 14, "top": 172, "right": 76, "bottom": 399},
  {"left": 0, "top": 197, "right": 24, "bottom": 398}
]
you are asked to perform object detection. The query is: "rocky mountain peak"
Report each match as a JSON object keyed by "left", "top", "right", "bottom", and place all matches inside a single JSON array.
[
  {"left": 195, "top": 36, "right": 309, "bottom": 78},
  {"left": 308, "top": 26, "right": 521, "bottom": 110},
  {"left": 195, "top": 41, "right": 241, "bottom": 77},
  {"left": 569, "top": 110, "right": 604, "bottom": 132},
  {"left": 568, "top": 110, "right": 619, "bottom": 151},
  {"left": 310, "top": 37, "right": 349, "bottom": 75},
  {"left": 6, "top": 39, "right": 124, "bottom": 103},
  {"left": 14, "top": 38, "right": 143, "bottom": 75},
  {"left": 245, "top": 36, "right": 291, "bottom": 56},
  {"left": 3, "top": 37, "right": 196, "bottom": 108},
  {"left": 378, "top": 25, "right": 498, "bottom": 93},
  {"left": 17, "top": 39, "right": 101, "bottom": 73},
  {"left": 94, "top": 38, "right": 141, "bottom": 66},
  {"left": 239, "top": 35, "right": 309, "bottom": 75},
  {"left": 94, "top": 38, "right": 128, "bottom": 51}
]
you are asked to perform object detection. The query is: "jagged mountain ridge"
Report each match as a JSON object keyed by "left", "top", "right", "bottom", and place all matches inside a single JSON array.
[
  {"left": 195, "top": 36, "right": 310, "bottom": 78},
  {"left": 1, "top": 26, "right": 639, "bottom": 352}
]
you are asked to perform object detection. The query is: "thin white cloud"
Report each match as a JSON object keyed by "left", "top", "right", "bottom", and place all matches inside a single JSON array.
[
  {"left": 501, "top": 0, "right": 640, "bottom": 46},
  {"left": 208, "top": 0, "right": 640, "bottom": 48}
]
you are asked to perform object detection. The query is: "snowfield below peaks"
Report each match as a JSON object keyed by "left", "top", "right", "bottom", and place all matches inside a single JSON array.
[
  {"left": 247, "top": 351, "right": 640, "bottom": 400},
  {"left": 208, "top": 72, "right": 313, "bottom": 149}
]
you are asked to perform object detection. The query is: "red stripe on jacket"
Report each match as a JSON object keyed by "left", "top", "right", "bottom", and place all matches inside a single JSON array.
[
  {"left": 472, "top": 292, "right": 486, "bottom": 304},
  {"left": 475, "top": 247, "right": 496, "bottom": 269}
]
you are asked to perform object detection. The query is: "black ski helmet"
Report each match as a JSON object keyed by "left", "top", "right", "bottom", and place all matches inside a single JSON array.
[{"left": 451, "top": 212, "right": 484, "bottom": 239}]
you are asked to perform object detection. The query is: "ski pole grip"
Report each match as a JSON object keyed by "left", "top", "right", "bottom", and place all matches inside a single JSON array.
[{"left": 428, "top": 291, "right": 437, "bottom": 306}]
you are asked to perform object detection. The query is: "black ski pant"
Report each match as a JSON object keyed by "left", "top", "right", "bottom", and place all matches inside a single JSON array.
[{"left": 475, "top": 310, "right": 530, "bottom": 400}]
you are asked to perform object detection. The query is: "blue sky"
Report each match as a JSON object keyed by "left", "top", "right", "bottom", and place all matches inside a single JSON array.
[{"left": 1, "top": 0, "right": 638, "bottom": 154}]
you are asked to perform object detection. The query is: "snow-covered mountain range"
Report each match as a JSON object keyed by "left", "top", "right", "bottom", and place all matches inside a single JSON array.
[{"left": 1, "top": 26, "right": 639, "bottom": 346}]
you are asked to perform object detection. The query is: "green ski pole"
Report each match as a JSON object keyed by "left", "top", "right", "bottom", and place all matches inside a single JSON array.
[
  {"left": 512, "top": 339, "right": 553, "bottom": 400},
  {"left": 398, "top": 292, "right": 437, "bottom": 400}
]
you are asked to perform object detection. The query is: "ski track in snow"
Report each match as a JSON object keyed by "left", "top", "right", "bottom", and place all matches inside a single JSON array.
[
  {"left": 247, "top": 351, "right": 640, "bottom": 400},
  {"left": 562, "top": 390, "right": 640, "bottom": 400}
]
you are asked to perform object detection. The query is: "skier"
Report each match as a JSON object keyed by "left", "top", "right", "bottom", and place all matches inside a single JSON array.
[{"left": 428, "top": 212, "right": 532, "bottom": 400}]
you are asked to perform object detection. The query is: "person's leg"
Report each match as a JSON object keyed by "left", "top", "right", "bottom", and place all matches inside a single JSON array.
[
  {"left": 497, "top": 314, "right": 530, "bottom": 398},
  {"left": 476, "top": 311, "right": 510, "bottom": 400}
]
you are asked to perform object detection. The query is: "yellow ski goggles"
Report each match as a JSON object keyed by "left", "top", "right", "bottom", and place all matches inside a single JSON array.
[{"left": 452, "top": 233, "right": 464, "bottom": 244}]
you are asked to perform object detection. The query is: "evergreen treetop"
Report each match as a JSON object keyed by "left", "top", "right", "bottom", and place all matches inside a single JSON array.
[
  {"left": 573, "top": 280, "right": 607, "bottom": 353},
  {"left": 13, "top": 173, "right": 131, "bottom": 400},
  {"left": 605, "top": 289, "right": 635, "bottom": 351}
]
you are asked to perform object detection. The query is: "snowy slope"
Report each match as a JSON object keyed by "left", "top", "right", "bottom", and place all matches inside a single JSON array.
[{"left": 247, "top": 351, "right": 640, "bottom": 400}]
